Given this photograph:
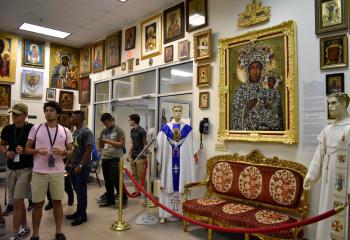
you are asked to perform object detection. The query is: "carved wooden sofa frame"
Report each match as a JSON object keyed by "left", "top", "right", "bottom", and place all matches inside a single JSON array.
[{"left": 183, "top": 150, "right": 309, "bottom": 240}]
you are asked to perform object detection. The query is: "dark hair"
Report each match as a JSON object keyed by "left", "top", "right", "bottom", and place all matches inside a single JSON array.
[
  {"left": 100, "top": 113, "right": 113, "bottom": 122},
  {"left": 129, "top": 114, "right": 140, "bottom": 124},
  {"left": 73, "top": 110, "right": 85, "bottom": 121},
  {"left": 43, "top": 101, "right": 62, "bottom": 114}
]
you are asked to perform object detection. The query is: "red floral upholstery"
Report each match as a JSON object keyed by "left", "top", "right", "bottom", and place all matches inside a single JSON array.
[
  {"left": 209, "top": 162, "right": 303, "bottom": 208},
  {"left": 183, "top": 198, "right": 227, "bottom": 217}
]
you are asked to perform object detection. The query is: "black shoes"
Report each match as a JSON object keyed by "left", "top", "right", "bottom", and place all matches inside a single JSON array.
[
  {"left": 3, "top": 204, "right": 14, "bottom": 216},
  {"left": 55, "top": 233, "right": 66, "bottom": 240},
  {"left": 71, "top": 216, "right": 87, "bottom": 226},
  {"left": 99, "top": 202, "right": 115, "bottom": 208},
  {"left": 66, "top": 213, "right": 77, "bottom": 220}
]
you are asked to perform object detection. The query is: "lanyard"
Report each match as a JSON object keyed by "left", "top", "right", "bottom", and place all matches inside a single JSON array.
[
  {"left": 45, "top": 124, "right": 58, "bottom": 150},
  {"left": 13, "top": 122, "right": 26, "bottom": 147}
]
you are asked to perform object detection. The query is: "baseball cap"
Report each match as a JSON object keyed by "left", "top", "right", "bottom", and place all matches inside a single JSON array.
[{"left": 9, "top": 103, "right": 28, "bottom": 114}]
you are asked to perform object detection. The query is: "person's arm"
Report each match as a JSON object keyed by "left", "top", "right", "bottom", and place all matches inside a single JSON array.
[
  {"left": 102, "top": 137, "right": 125, "bottom": 148},
  {"left": 25, "top": 139, "right": 48, "bottom": 156},
  {"left": 0, "top": 139, "right": 15, "bottom": 160}
]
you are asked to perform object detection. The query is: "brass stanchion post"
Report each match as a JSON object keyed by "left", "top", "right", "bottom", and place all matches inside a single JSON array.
[{"left": 111, "top": 158, "right": 130, "bottom": 231}]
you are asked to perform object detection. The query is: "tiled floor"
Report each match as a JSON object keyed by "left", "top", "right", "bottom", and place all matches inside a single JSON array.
[{"left": 0, "top": 183, "right": 252, "bottom": 240}]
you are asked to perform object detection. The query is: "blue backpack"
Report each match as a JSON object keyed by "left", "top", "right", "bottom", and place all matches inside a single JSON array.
[{"left": 91, "top": 144, "right": 100, "bottom": 162}]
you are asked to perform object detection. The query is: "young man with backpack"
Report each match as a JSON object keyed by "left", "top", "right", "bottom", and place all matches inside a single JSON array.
[{"left": 25, "top": 101, "right": 73, "bottom": 240}]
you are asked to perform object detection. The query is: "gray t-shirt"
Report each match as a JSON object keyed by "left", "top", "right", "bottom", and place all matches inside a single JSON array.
[
  {"left": 72, "top": 127, "right": 94, "bottom": 164},
  {"left": 100, "top": 125, "right": 125, "bottom": 159}
]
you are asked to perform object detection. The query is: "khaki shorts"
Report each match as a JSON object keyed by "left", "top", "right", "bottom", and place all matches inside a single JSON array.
[
  {"left": 31, "top": 172, "right": 64, "bottom": 203},
  {"left": 131, "top": 158, "right": 146, "bottom": 182},
  {"left": 6, "top": 168, "right": 32, "bottom": 200}
]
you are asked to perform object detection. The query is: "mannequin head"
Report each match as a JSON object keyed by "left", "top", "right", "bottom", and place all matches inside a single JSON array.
[
  {"left": 328, "top": 93, "right": 350, "bottom": 120},
  {"left": 172, "top": 105, "right": 183, "bottom": 123}
]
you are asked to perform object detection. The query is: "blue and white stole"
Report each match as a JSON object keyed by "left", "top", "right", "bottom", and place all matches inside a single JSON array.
[{"left": 161, "top": 123, "right": 192, "bottom": 192}]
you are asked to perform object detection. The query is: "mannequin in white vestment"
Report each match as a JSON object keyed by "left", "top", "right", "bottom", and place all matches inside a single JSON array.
[
  {"left": 156, "top": 105, "right": 199, "bottom": 223},
  {"left": 304, "top": 93, "right": 350, "bottom": 240}
]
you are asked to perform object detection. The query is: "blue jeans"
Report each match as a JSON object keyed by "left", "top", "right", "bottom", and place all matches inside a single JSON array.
[{"left": 69, "top": 164, "right": 90, "bottom": 218}]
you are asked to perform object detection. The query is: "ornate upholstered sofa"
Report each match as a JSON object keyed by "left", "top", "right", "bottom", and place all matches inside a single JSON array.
[{"left": 183, "top": 150, "right": 308, "bottom": 240}]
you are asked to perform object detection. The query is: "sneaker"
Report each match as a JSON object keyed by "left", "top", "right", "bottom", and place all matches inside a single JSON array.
[
  {"left": 3, "top": 204, "right": 14, "bottom": 216},
  {"left": 0, "top": 221, "right": 5, "bottom": 236},
  {"left": 17, "top": 226, "right": 30, "bottom": 238}
]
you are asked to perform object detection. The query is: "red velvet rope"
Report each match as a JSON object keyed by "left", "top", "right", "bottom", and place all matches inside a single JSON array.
[
  {"left": 123, "top": 159, "right": 147, "bottom": 198},
  {"left": 124, "top": 167, "right": 347, "bottom": 234}
]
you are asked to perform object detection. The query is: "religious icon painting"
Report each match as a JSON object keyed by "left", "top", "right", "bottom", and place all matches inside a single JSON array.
[
  {"left": 0, "top": 32, "right": 18, "bottom": 84},
  {"left": 326, "top": 73, "right": 344, "bottom": 95},
  {"left": 92, "top": 40, "right": 105, "bottom": 72},
  {"left": 121, "top": 62, "right": 126, "bottom": 71},
  {"left": 164, "top": 45, "right": 174, "bottom": 63},
  {"left": 320, "top": 34, "right": 348, "bottom": 69},
  {"left": 315, "top": 0, "right": 348, "bottom": 34},
  {"left": 193, "top": 28, "right": 212, "bottom": 62},
  {"left": 0, "top": 84, "right": 11, "bottom": 109},
  {"left": 141, "top": 14, "right": 162, "bottom": 60},
  {"left": 218, "top": 20, "right": 298, "bottom": 144},
  {"left": 49, "top": 44, "right": 80, "bottom": 90},
  {"left": 22, "top": 38, "right": 45, "bottom": 68},
  {"left": 0, "top": 114, "right": 9, "bottom": 129},
  {"left": 46, "top": 88, "right": 56, "bottom": 101},
  {"left": 21, "top": 69, "right": 43, "bottom": 100},
  {"left": 105, "top": 31, "right": 122, "bottom": 69},
  {"left": 59, "top": 90, "right": 74, "bottom": 110},
  {"left": 197, "top": 63, "right": 210, "bottom": 87},
  {"left": 79, "top": 76, "right": 91, "bottom": 105},
  {"left": 79, "top": 46, "right": 92, "bottom": 76},
  {"left": 125, "top": 26, "right": 136, "bottom": 51},
  {"left": 186, "top": 0, "right": 208, "bottom": 32},
  {"left": 80, "top": 105, "right": 88, "bottom": 126},
  {"left": 128, "top": 58, "right": 134, "bottom": 73},
  {"left": 163, "top": 2, "right": 185, "bottom": 44},
  {"left": 199, "top": 91, "right": 209, "bottom": 109},
  {"left": 178, "top": 40, "right": 190, "bottom": 60},
  {"left": 58, "top": 111, "right": 73, "bottom": 131}
]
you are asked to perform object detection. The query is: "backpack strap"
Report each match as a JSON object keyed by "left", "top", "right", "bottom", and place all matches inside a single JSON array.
[{"left": 33, "top": 124, "right": 42, "bottom": 145}]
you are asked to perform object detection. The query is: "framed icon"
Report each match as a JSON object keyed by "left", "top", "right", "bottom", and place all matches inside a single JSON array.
[
  {"left": 199, "top": 91, "right": 209, "bottom": 108},
  {"left": 59, "top": 90, "right": 74, "bottom": 110},
  {"left": 320, "top": 34, "right": 348, "bottom": 69},
  {"left": 125, "top": 26, "right": 136, "bottom": 50},
  {"left": 197, "top": 63, "right": 210, "bottom": 87},
  {"left": 193, "top": 28, "right": 212, "bottom": 62},
  {"left": 326, "top": 73, "right": 344, "bottom": 95},
  {"left": 21, "top": 69, "right": 43, "bottom": 99},
  {"left": 141, "top": 14, "right": 162, "bottom": 60},
  {"left": 315, "top": 0, "right": 348, "bottom": 34},
  {"left": 22, "top": 38, "right": 45, "bottom": 68},
  {"left": 164, "top": 45, "right": 174, "bottom": 63},
  {"left": 80, "top": 47, "right": 92, "bottom": 76},
  {"left": 163, "top": 2, "right": 185, "bottom": 44},
  {"left": 105, "top": 31, "right": 122, "bottom": 69},
  {"left": 92, "top": 40, "right": 105, "bottom": 72},
  {"left": 46, "top": 88, "right": 56, "bottom": 101},
  {"left": 178, "top": 40, "right": 190, "bottom": 60}
]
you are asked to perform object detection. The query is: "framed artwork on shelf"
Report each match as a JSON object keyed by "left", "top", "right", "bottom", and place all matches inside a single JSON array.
[
  {"left": 105, "top": 31, "right": 122, "bottom": 69},
  {"left": 21, "top": 69, "right": 43, "bottom": 99},
  {"left": 186, "top": 0, "right": 208, "bottom": 32},
  {"left": 315, "top": 0, "right": 348, "bottom": 34},
  {"left": 141, "top": 14, "right": 162, "bottom": 60},
  {"left": 326, "top": 73, "right": 344, "bottom": 95},
  {"left": 0, "top": 84, "right": 11, "bottom": 108},
  {"left": 58, "top": 111, "right": 73, "bottom": 131},
  {"left": 80, "top": 47, "right": 92, "bottom": 76},
  {"left": 59, "top": 90, "right": 74, "bottom": 110},
  {"left": 49, "top": 43, "right": 79, "bottom": 90},
  {"left": 46, "top": 88, "right": 56, "bottom": 101},
  {"left": 197, "top": 63, "right": 210, "bottom": 87},
  {"left": 80, "top": 105, "right": 88, "bottom": 126},
  {"left": 128, "top": 58, "right": 134, "bottom": 73},
  {"left": 164, "top": 45, "right": 174, "bottom": 63},
  {"left": 0, "top": 114, "right": 10, "bottom": 129},
  {"left": 79, "top": 76, "right": 91, "bottom": 105},
  {"left": 121, "top": 62, "right": 126, "bottom": 71},
  {"left": 22, "top": 38, "right": 45, "bottom": 68},
  {"left": 92, "top": 40, "right": 105, "bottom": 72},
  {"left": 199, "top": 91, "right": 209, "bottom": 108},
  {"left": 0, "top": 33, "right": 18, "bottom": 83},
  {"left": 163, "top": 2, "right": 185, "bottom": 44},
  {"left": 178, "top": 40, "right": 190, "bottom": 60},
  {"left": 320, "top": 34, "right": 348, "bottom": 69},
  {"left": 193, "top": 28, "right": 212, "bottom": 62},
  {"left": 218, "top": 20, "right": 298, "bottom": 144},
  {"left": 125, "top": 26, "right": 136, "bottom": 50}
]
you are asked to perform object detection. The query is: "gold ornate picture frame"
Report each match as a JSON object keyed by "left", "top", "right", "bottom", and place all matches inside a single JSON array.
[
  {"left": 218, "top": 20, "right": 298, "bottom": 144},
  {"left": 315, "top": 0, "right": 348, "bottom": 34},
  {"left": 320, "top": 34, "right": 348, "bottom": 69},
  {"left": 141, "top": 14, "right": 162, "bottom": 60},
  {"left": 199, "top": 91, "right": 209, "bottom": 108},
  {"left": 197, "top": 63, "right": 210, "bottom": 87},
  {"left": 193, "top": 28, "right": 211, "bottom": 62},
  {"left": 0, "top": 32, "right": 18, "bottom": 83}
]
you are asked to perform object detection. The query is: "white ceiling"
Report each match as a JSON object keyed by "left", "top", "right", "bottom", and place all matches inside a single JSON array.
[{"left": 0, "top": 0, "right": 183, "bottom": 48}]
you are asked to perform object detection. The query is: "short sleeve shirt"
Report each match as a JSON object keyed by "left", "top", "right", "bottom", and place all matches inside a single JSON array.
[
  {"left": 1, "top": 123, "right": 34, "bottom": 170},
  {"left": 72, "top": 127, "right": 94, "bottom": 164},
  {"left": 100, "top": 125, "right": 125, "bottom": 159},
  {"left": 130, "top": 126, "right": 146, "bottom": 159},
  {"left": 28, "top": 124, "right": 73, "bottom": 173}
]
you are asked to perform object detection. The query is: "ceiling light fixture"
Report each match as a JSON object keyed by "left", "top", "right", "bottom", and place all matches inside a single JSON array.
[
  {"left": 18, "top": 23, "right": 71, "bottom": 39},
  {"left": 119, "top": 0, "right": 127, "bottom": 2},
  {"left": 189, "top": 14, "right": 205, "bottom": 26}
]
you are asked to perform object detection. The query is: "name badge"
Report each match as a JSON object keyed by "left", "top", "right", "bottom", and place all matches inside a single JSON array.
[{"left": 14, "top": 154, "right": 20, "bottom": 162}]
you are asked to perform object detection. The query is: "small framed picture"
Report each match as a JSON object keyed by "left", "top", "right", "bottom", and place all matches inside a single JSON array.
[
  {"left": 197, "top": 64, "right": 210, "bottom": 87},
  {"left": 79, "top": 76, "right": 91, "bottom": 105},
  {"left": 92, "top": 40, "right": 105, "bottom": 72},
  {"left": 0, "top": 84, "right": 11, "bottom": 109},
  {"left": 193, "top": 29, "right": 212, "bottom": 62},
  {"left": 105, "top": 31, "right": 122, "bottom": 69},
  {"left": 59, "top": 90, "right": 74, "bottom": 110},
  {"left": 21, "top": 69, "right": 43, "bottom": 99},
  {"left": 58, "top": 111, "right": 73, "bottom": 131},
  {"left": 125, "top": 26, "right": 136, "bottom": 50},
  {"left": 80, "top": 105, "right": 88, "bottom": 126},
  {"left": 128, "top": 58, "right": 134, "bottom": 73},
  {"left": 199, "top": 91, "right": 209, "bottom": 109},
  {"left": 320, "top": 34, "right": 348, "bottom": 69},
  {"left": 46, "top": 88, "right": 56, "bottom": 101},
  {"left": 0, "top": 114, "right": 10, "bottom": 129},
  {"left": 22, "top": 38, "right": 45, "bottom": 68},
  {"left": 121, "top": 62, "right": 126, "bottom": 71},
  {"left": 315, "top": 0, "right": 348, "bottom": 34},
  {"left": 178, "top": 40, "right": 190, "bottom": 60},
  {"left": 141, "top": 14, "right": 162, "bottom": 60},
  {"left": 136, "top": 58, "right": 140, "bottom": 65},
  {"left": 164, "top": 45, "right": 173, "bottom": 63},
  {"left": 80, "top": 47, "right": 92, "bottom": 76},
  {"left": 186, "top": 0, "right": 208, "bottom": 32},
  {"left": 326, "top": 73, "right": 344, "bottom": 95},
  {"left": 163, "top": 2, "right": 185, "bottom": 44}
]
